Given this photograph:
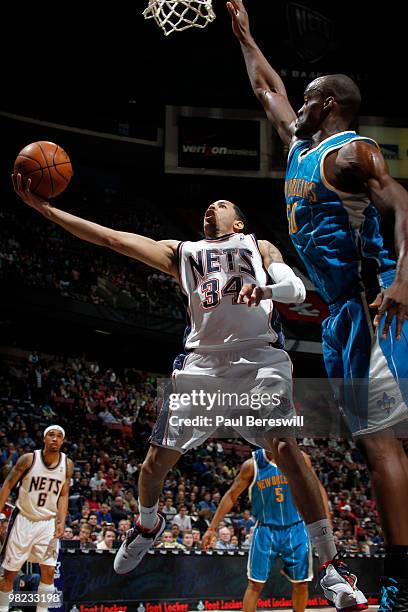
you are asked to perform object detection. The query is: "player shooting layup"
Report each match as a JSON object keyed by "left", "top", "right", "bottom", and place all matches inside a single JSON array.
[
  {"left": 13, "top": 179, "right": 367, "bottom": 611},
  {"left": 227, "top": 1, "right": 408, "bottom": 609},
  {"left": 0, "top": 425, "right": 73, "bottom": 612}
]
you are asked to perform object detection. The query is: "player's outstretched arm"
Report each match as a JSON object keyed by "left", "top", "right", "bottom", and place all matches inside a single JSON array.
[
  {"left": 12, "top": 174, "right": 180, "bottom": 279},
  {"left": 202, "top": 459, "right": 254, "bottom": 550},
  {"left": 238, "top": 240, "right": 306, "bottom": 305},
  {"left": 336, "top": 141, "right": 408, "bottom": 339},
  {"left": 55, "top": 458, "right": 74, "bottom": 538},
  {"left": 0, "top": 453, "right": 33, "bottom": 513},
  {"left": 226, "top": 0, "right": 297, "bottom": 146}
]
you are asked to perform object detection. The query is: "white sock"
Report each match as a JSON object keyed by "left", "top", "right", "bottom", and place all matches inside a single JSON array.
[
  {"left": 0, "top": 589, "right": 12, "bottom": 612},
  {"left": 138, "top": 500, "right": 159, "bottom": 531},
  {"left": 307, "top": 519, "right": 337, "bottom": 564},
  {"left": 36, "top": 582, "right": 55, "bottom": 612}
]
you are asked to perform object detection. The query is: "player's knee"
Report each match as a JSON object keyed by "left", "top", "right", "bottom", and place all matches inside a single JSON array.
[
  {"left": 275, "top": 438, "right": 298, "bottom": 469},
  {"left": 141, "top": 447, "right": 176, "bottom": 481},
  {"left": 292, "top": 581, "right": 308, "bottom": 594},
  {"left": 247, "top": 579, "right": 264, "bottom": 592}
]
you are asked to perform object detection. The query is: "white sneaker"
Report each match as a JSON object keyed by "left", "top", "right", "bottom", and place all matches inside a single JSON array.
[
  {"left": 320, "top": 559, "right": 368, "bottom": 612},
  {"left": 114, "top": 515, "right": 166, "bottom": 575}
]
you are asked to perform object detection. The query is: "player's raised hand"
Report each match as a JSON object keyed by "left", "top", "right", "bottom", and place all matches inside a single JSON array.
[
  {"left": 238, "top": 283, "right": 272, "bottom": 306},
  {"left": 369, "top": 281, "right": 408, "bottom": 340},
  {"left": 226, "top": 0, "right": 251, "bottom": 43},
  {"left": 12, "top": 173, "right": 50, "bottom": 212}
]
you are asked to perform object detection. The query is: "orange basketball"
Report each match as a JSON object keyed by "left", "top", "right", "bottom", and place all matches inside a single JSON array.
[{"left": 14, "top": 141, "right": 73, "bottom": 199}]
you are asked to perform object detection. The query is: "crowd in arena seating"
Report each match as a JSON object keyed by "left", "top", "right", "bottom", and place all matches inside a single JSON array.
[
  {"left": 0, "top": 349, "right": 385, "bottom": 555},
  {"left": 0, "top": 201, "right": 184, "bottom": 321}
]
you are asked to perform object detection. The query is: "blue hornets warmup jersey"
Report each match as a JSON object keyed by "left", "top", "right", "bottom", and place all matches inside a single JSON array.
[
  {"left": 285, "top": 131, "right": 396, "bottom": 304},
  {"left": 249, "top": 449, "right": 302, "bottom": 527}
]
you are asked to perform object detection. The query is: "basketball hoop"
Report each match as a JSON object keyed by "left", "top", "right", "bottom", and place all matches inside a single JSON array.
[{"left": 143, "top": 0, "right": 216, "bottom": 36}]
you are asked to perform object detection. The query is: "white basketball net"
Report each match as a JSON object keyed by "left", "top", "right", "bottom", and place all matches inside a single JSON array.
[{"left": 143, "top": 0, "right": 216, "bottom": 36}]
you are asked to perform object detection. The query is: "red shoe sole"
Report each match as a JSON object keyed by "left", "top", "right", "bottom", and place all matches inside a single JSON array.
[{"left": 337, "top": 603, "right": 368, "bottom": 612}]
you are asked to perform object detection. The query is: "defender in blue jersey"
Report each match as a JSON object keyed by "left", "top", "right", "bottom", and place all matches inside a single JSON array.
[
  {"left": 228, "top": 1, "right": 408, "bottom": 609},
  {"left": 202, "top": 449, "right": 327, "bottom": 612}
]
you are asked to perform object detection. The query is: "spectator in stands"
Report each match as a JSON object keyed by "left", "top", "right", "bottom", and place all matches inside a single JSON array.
[
  {"left": 156, "top": 531, "right": 185, "bottom": 550},
  {"left": 240, "top": 526, "right": 254, "bottom": 550},
  {"left": 191, "top": 528, "right": 202, "bottom": 550},
  {"left": 71, "top": 503, "right": 91, "bottom": 526},
  {"left": 182, "top": 531, "right": 195, "bottom": 551},
  {"left": 123, "top": 489, "right": 138, "bottom": 513},
  {"left": 96, "top": 502, "right": 113, "bottom": 526},
  {"left": 216, "top": 527, "right": 234, "bottom": 550},
  {"left": 110, "top": 496, "right": 129, "bottom": 525},
  {"left": 118, "top": 519, "right": 132, "bottom": 541},
  {"left": 171, "top": 524, "right": 183, "bottom": 544},
  {"left": 76, "top": 524, "right": 95, "bottom": 549},
  {"left": 194, "top": 508, "right": 212, "bottom": 536},
  {"left": 231, "top": 535, "right": 239, "bottom": 549},
  {"left": 234, "top": 509, "right": 255, "bottom": 534},
  {"left": 97, "top": 528, "right": 117, "bottom": 550},
  {"left": 172, "top": 506, "right": 192, "bottom": 533},
  {"left": 126, "top": 456, "right": 138, "bottom": 478},
  {"left": 63, "top": 527, "right": 74, "bottom": 540},
  {"left": 163, "top": 497, "right": 177, "bottom": 524},
  {"left": 341, "top": 504, "right": 360, "bottom": 536},
  {"left": 88, "top": 514, "right": 102, "bottom": 535},
  {"left": 89, "top": 470, "right": 107, "bottom": 491},
  {"left": 197, "top": 492, "right": 216, "bottom": 513}
]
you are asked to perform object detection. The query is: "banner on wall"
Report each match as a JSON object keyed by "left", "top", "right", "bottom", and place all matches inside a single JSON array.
[
  {"left": 165, "top": 106, "right": 285, "bottom": 178},
  {"left": 61, "top": 550, "right": 382, "bottom": 611}
]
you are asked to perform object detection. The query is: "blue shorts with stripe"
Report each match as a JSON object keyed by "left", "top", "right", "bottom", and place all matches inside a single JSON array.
[
  {"left": 247, "top": 521, "right": 312, "bottom": 583},
  {"left": 322, "top": 270, "right": 408, "bottom": 436}
]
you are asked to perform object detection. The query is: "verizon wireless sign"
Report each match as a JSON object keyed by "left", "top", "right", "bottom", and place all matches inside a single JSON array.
[{"left": 165, "top": 106, "right": 282, "bottom": 178}]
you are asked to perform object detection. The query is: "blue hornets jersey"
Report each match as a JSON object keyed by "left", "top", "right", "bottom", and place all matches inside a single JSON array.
[
  {"left": 285, "top": 131, "right": 396, "bottom": 304},
  {"left": 249, "top": 449, "right": 302, "bottom": 527}
]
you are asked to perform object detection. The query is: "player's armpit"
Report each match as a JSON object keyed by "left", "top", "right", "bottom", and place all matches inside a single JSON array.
[{"left": 108, "top": 233, "right": 180, "bottom": 278}]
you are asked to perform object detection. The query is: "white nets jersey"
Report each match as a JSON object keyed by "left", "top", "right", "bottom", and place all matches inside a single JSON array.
[
  {"left": 178, "top": 233, "right": 278, "bottom": 351},
  {"left": 16, "top": 450, "right": 67, "bottom": 521}
]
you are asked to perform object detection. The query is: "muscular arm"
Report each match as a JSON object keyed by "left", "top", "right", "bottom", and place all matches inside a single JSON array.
[
  {"left": 55, "top": 458, "right": 74, "bottom": 538},
  {"left": 0, "top": 453, "right": 33, "bottom": 512},
  {"left": 227, "top": 0, "right": 297, "bottom": 146},
  {"left": 202, "top": 459, "right": 254, "bottom": 548},
  {"left": 239, "top": 240, "right": 305, "bottom": 304},
  {"left": 336, "top": 141, "right": 408, "bottom": 337},
  {"left": 12, "top": 174, "right": 180, "bottom": 279}
]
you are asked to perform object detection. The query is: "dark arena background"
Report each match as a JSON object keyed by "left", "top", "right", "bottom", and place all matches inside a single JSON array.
[{"left": 1, "top": 1, "right": 408, "bottom": 611}]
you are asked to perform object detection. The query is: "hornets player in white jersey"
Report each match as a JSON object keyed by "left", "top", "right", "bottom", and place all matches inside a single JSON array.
[
  {"left": 228, "top": 1, "right": 408, "bottom": 610},
  {"left": 202, "top": 449, "right": 329, "bottom": 612},
  {"left": 13, "top": 177, "right": 366, "bottom": 612},
  {"left": 0, "top": 425, "right": 73, "bottom": 612}
]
